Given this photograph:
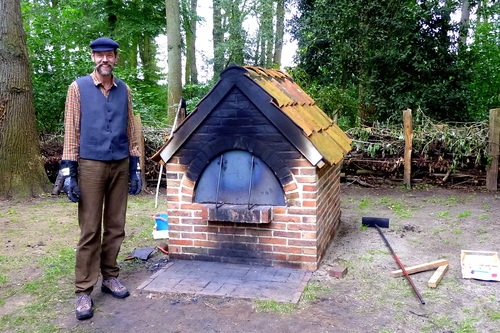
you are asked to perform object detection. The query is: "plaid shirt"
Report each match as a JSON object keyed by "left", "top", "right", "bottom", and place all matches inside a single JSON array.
[{"left": 62, "top": 71, "right": 140, "bottom": 161}]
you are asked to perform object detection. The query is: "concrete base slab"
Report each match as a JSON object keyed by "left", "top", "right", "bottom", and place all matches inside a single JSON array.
[{"left": 137, "top": 259, "right": 312, "bottom": 304}]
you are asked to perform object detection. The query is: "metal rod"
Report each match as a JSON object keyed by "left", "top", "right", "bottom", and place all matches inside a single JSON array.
[
  {"left": 154, "top": 164, "right": 164, "bottom": 208},
  {"left": 375, "top": 225, "right": 426, "bottom": 304},
  {"left": 215, "top": 155, "right": 224, "bottom": 209},
  {"left": 247, "top": 156, "right": 255, "bottom": 210}
]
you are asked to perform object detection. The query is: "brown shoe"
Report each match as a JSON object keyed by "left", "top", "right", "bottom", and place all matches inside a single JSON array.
[
  {"left": 75, "top": 294, "right": 93, "bottom": 320},
  {"left": 101, "top": 278, "right": 130, "bottom": 299}
]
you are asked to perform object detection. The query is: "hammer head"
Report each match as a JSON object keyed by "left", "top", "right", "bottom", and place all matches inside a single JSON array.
[{"left": 362, "top": 217, "right": 390, "bottom": 228}]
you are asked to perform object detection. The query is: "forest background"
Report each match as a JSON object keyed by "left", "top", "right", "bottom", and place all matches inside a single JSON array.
[{"left": 1, "top": 0, "right": 500, "bottom": 198}]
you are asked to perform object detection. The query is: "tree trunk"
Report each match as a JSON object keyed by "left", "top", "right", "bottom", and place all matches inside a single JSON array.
[
  {"left": 139, "top": 33, "right": 159, "bottom": 83},
  {"left": 227, "top": 0, "right": 245, "bottom": 65},
  {"left": 258, "top": 1, "right": 273, "bottom": 67},
  {"left": 212, "top": 0, "right": 225, "bottom": 78},
  {"left": 0, "top": 0, "right": 51, "bottom": 199},
  {"left": 459, "top": 0, "right": 470, "bottom": 46},
  {"left": 273, "top": 0, "right": 285, "bottom": 67},
  {"left": 184, "top": 0, "right": 198, "bottom": 85},
  {"left": 166, "top": 0, "right": 182, "bottom": 123}
]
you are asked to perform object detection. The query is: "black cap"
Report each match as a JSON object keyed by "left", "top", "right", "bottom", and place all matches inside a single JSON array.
[{"left": 90, "top": 37, "right": 119, "bottom": 52}]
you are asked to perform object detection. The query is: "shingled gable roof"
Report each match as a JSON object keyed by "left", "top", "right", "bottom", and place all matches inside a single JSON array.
[{"left": 153, "top": 64, "right": 351, "bottom": 167}]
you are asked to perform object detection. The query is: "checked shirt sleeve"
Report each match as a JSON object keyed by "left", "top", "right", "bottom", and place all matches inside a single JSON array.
[{"left": 62, "top": 82, "right": 81, "bottom": 161}]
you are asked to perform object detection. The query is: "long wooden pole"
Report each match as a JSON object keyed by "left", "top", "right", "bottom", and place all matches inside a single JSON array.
[
  {"left": 486, "top": 109, "right": 500, "bottom": 191},
  {"left": 403, "top": 109, "right": 413, "bottom": 189},
  {"left": 133, "top": 114, "right": 146, "bottom": 191}
]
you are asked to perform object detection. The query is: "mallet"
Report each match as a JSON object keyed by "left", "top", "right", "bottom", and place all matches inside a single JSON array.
[{"left": 362, "top": 217, "right": 426, "bottom": 305}]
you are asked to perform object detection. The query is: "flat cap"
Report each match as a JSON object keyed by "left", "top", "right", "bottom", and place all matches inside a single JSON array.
[{"left": 90, "top": 37, "right": 119, "bottom": 52}]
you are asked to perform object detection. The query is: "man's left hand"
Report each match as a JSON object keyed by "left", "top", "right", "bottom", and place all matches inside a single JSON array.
[{"left": 129, "top": 156, "right": 142, "bottom": 195}]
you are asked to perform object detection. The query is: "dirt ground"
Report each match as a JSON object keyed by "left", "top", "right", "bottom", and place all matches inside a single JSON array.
[{"left": 2, "top": 184, "right": 500, "bottom": 333}]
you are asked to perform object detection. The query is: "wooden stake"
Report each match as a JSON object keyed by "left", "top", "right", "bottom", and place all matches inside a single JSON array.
[
  {"left": 486, "top": 108, "right": 500, "bottom": 191},
  {"left": 403, "top": 109, "right": 413, "bottom": 189},
  {"left": 133, "top": 114, "right": 146, "bottom": 191},
  {"left": 390, "top": 259, "right": 448, "bottom": 278},
  {"left": 427, "top": 264, "right": 449, "bottom": 288}
]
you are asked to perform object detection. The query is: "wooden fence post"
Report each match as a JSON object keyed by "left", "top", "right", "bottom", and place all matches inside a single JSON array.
[
  {"left": 403, "top": 109, "right": 413, "bottom": 189},
  {"left": 133, "top": 114, "right": 146, "bottom": 191},
  {"left": 486, "top": 109, "right": 500, "bottom": 191}
]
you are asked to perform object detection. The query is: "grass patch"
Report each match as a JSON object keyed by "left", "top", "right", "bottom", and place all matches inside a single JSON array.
[
  {"left": 358, "top": 197, "right": 372, "bottom": 210},
  {"left": 438, "top": 211, "right": 450, "bottom": 217},
  {"left": 255, "top": 300, "right": 296, "bottom": 314},
  {"left": 446, "top": 196, "right": 458, "bottom": 205},
  {"left": 379, "top": 197, "right": 413, "bottom": 218},
  {"left": 21, "top": 247, "right": 75, "bottom": 308},
  {"left": 301, "top": 281, "right": 330, "bottom": 301},
  {"left": 488, "top": 311, "right": 500, "bottom": 320},
  {"left": 457, "top": 210, "right": 471, "bottom": 218},
  {"left": 456, "top": 316, "right": 479, "bottom": 333},
  {"left": 0, "top": 246, "right": 75, "bottom": 332},
  {"left": 476, "top": 228, "right": 487, "bottom": 234},
  {"left": 0, "top": 196, "right": 156, "bottom": 332}
]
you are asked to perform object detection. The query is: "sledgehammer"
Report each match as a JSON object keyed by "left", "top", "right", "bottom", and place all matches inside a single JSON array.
[{"left": 362, "top": 217, "right": 426, "bottom": 305}]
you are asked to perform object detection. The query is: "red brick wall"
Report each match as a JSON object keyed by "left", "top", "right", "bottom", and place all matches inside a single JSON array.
[
  {"left": 316, "top": 162, "right": 342, "bottom": 265},
  {"left": 165, "top": 155, "right": 342, "bottom": 271}
]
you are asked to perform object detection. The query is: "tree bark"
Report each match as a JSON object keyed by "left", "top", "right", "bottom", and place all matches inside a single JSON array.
[
  {"left": 227, "top": 0, "right": 245, "bottom": 65},
  {"left": 0, "top": 0, "right": 51, "bottom": 199},
  {"left": 184, "top": 0, "right": 198, "bottom": 85},
  {"left": 459, "top": 0, "right": 470, "bottom": 46},
  {"left": 166, "top": 0, "right": 182, "bottom": 122},
  {"left": 273, "top": 0, "right": 285, "bottom": 67},
  {"left": 258, "top": 1, "right": 273, "bottom": 67},
  {"left": 139, "top": 33, "right": 159, "bottom": 83},
  {"left": 212, "top": 0, "right": 225, "bottom": 78}
]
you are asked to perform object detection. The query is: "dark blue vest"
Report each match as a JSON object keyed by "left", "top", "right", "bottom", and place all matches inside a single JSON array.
[{"left": 76, "top": 75, "right": 130, "bottom": 161}]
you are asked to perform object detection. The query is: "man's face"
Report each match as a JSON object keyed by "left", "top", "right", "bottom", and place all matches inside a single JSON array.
[{"left": 91, "top": 50, "right": 118, "bottom": 76}]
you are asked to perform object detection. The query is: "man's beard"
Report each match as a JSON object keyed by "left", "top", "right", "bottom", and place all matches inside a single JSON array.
[{"left": 95, "top": 62, "right": 115, "bottom": 76}]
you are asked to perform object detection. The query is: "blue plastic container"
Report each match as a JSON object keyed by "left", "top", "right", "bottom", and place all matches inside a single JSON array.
[{"left": 154, "top": 213, "right": 169, "bottom": 231}]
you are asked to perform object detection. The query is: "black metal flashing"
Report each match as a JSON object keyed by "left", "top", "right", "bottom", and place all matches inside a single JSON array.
[{"left": 159, "top": 64, "right": 324, "bottom": 167}]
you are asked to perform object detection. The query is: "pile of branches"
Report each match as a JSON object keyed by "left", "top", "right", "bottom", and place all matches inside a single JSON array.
[
  {"left": 344, "top": 110, "right": 489, "bottom": 187},
  {"left": 41, "top": 112, "right": 490, "bottom": 189}
]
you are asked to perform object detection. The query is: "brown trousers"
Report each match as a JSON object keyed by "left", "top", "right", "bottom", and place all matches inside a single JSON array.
[{"left": 75, "top": 158, "right": 129, "bottom": 295}]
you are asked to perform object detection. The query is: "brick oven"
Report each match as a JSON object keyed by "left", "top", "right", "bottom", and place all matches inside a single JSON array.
[{"left": 152, "top": 65, "right": 351, "bottom": 270}]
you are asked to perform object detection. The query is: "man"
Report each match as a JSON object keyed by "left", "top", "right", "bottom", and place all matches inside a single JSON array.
[{"left": 60, "top": 37, "right": 142, "bottom": 320}]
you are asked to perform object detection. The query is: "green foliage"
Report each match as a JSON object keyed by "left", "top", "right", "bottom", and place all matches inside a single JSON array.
[
  {"left": 183, "top": 83, "right": 213, "bottom": 113},
  {"left": 467, "top": 14, "right": 500, "bottom": 119},
  {"left": 289, "top": 0, "right": 494, "bottom": 124},
  {"left": 288, "top": 67, "right": 359, "bottom": 129},
  {"left": 22, "top": 0, "right": 167, "bottom": 134},
  {"left": 23, "top": 0, "right": 94, "bottom": 133}
]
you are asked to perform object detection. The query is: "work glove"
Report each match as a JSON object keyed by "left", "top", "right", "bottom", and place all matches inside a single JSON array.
[
  {"left": 60, "top": 160, "right": 80, "bottom": 203},
  {"left": 129, "top": 156, "right": 142, "bottom": 195}
]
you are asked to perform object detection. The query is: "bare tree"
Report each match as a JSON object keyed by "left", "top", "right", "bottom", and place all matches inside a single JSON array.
[
  {"left": 0, "top": 0, "right": 51, "bottom": 199},
  {"left": 166, "top": 0, "right": 183, "bottom": 122}
]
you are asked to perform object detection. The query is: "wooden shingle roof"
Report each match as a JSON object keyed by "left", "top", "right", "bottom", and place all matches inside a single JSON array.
[
  {"left": 152, "top": 64, "right": 351, "bottom": 167},
  {"left": 244, "top": 66, "right": 351, "bottom": 165}
]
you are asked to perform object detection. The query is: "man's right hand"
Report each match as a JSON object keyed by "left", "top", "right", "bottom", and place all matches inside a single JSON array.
[{"left": 60, "top": 160, "right": 80, "bottom": 203}]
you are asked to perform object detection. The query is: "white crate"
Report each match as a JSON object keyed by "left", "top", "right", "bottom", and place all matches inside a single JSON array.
[{"left": 461, "top": 250, "right": 500, "bottom": 281}]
